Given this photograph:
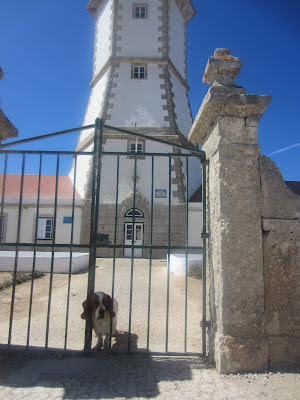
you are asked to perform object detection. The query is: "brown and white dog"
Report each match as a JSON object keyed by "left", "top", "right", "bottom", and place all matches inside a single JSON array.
[{"left": 81, "top": 291, "right": 118, "bottom": 350}]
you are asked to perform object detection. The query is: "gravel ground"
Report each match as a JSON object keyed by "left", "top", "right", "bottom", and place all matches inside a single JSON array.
[{"left": 0, "top": 258, "right": 203, "bottom": 353}]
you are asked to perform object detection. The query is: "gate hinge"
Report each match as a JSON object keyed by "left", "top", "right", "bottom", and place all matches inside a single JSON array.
[
  {"left": 200, "top": 320, "right": 211, "bottom": 328},
  {"left": 201, "top": 232, "right": 209, "bottom": 239}
]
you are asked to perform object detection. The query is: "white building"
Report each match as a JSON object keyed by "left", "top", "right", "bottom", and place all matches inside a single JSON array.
[
  {"left": 71, "top": 0, "right": 202, "bottom": 258},
  {"left": 0, "top": 175, "right": 82, "bottom": 247}
]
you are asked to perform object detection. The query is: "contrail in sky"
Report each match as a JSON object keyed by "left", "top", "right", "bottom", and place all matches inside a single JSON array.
[{"left": 267, "top": 143, "right": 300, "bottom": 156}]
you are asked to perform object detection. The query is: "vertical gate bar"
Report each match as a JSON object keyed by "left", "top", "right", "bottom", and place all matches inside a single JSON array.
[
  {"left": 85, "top": 118, "right": 102, "bottom": 350},
  {"left": 166, "top": 155, "right": 171, "bottom": 352},
  {"left": 201, "top": 159, "right": 207, "bottom": 356},
  {"left": 147, "top": 156, "right": 154, "bottom": 350},
  {"left": 45, "top": 154, "right": 60, "bottom": 348},
  {"left": 109, "top": 155, "right": 120, "bottom": 349},
  {"left": 64, "top": 154, "right": 78, "bottom": 350},
  {"left": 184, "top": 157, "right": 189, "bottom": 352},
  {"left": 128, "top": 155, "right": 137, "bottom": 351},
  {"left": 8, "top": 154, "right": 26, "bottom": 346},
  {"left": 0, "top": 153, "right": 8, "bottom": 245},
  {"left": 27, "top": 153, "right": 43, "bottom": 348}
]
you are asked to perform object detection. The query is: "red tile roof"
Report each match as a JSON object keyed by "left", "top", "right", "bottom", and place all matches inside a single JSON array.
[{"left": 0, "top": 175, "right": 81, "bottom": 200}]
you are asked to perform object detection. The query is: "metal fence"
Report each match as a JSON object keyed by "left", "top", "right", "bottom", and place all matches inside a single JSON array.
[{"left": 0, "top": 119, "right": 208, "bottom": 356}]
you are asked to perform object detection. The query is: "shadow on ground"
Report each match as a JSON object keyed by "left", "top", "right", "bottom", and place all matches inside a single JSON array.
[{"left": 0, "top": 348, "right": 211, "bottom": 399}]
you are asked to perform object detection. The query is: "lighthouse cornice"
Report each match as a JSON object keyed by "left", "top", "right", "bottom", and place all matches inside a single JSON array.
[
  {"left": 90, "top": 56, "right": 190, "bottom": 91},
  {"left": 87, "top": 0, "right": 195, "bottom": 22}
]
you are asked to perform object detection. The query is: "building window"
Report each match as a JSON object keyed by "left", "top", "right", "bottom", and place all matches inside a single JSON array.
[
  {"left": 130, "top": 141, "right": 144, "bottom": 154},
  {"left": 133, "top": 4, "right": 148, "bottom": 19},
  {"left": 0, "top": 216, "right": 4, "bottom": 239},
  {"left": 132, "top": 65, "right": 147, "bottom": 79},
  {"left": 37, "top": 217, "right": 53, "bottom": 240},
  {"left": 127, "top": 139, "right": 145, "bottom": 159},
  {"left": 125, "top": 209, "right": 144, "bottom": 217}
]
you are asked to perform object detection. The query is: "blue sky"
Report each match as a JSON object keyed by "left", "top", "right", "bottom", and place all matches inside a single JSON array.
[{"left": 0, "top": 0, "right": 299, "bottom": 180}]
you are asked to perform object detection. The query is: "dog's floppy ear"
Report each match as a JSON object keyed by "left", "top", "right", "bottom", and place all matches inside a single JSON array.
[
  {"left": 81, "top": 297, "right": 91, "bottom": 320},
  {"left": 102, "top": 294, "right": 115, "bottom": 318}
]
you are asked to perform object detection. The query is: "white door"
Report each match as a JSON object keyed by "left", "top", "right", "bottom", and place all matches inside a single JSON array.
[{"left": 124, "top": 223, "right": 143, "bottom": 258}]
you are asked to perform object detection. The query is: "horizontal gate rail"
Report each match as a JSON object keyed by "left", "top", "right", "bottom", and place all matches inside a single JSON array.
[
  {"left": 0, "top": 124, "right": 95, "bottom": 150},
  {"left": 103, "top": 124, "right": 206, "bottom": 158}
]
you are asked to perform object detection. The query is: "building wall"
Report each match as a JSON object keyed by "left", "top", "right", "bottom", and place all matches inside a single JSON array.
[
  {"left": 119, "top": 0, "right": 160, "bottom": 58},
  {"left": 107, "top": 64, "right": 168, "bottom": 127},
  {"left": 169, "top": 70, "right": 192, "bottom": 136},
  {"left": 0, "top": 202, "right": 82, "bottom": 245},
  {"left": 169, "top": 0, "right": 186, "bottom": 78},
  {"left": 77, "top": 68, "right": 110, "bottom": 147},
  {"left": 188, "top": 202, "right": 203, "bottom": 247},
  {"left": 93, "top": 0, "right": 113, "bottom": 75}
]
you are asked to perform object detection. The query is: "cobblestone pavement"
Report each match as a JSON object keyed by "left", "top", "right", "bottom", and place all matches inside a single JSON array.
[{"left": 0, "top": 352, "right": 299, "bottom": 400}]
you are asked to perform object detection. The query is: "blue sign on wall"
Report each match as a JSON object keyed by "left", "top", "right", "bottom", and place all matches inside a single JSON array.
[
  {"left": 63, "top": 216, "right": 73, "bottom": 224},
  {"left": 155, "top": 189, "right": 167, "bottom": 198}
]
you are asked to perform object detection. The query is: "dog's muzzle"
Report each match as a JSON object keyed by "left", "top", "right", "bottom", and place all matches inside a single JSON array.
[{"left": 98, "top": 308, "right": 105, "bottom": 319}]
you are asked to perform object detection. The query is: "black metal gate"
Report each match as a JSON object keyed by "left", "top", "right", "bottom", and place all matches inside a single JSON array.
[{"left": 0, "top": 119, "right": 208, "bottom": 356}]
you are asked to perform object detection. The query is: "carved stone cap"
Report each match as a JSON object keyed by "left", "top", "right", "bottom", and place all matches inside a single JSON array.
[
  {"left": 188, "top": 91, "right": 271, "bottom": 144},
  {"left": 203, "top": 48, "right": 243, "bottom": 87}
]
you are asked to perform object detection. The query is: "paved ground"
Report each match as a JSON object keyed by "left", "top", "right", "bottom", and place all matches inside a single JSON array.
[{"left": 0, "top": 351, "right": 299, "bottom": 400}]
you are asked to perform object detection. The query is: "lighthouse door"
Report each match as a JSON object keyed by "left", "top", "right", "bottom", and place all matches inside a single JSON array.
[{"left": 124, "top": 222, "right": 143, "bottom": 258}]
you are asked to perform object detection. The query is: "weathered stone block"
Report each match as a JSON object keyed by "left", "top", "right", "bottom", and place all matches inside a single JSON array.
[
  {"left": 214, "top": 334, "right": 268, "bottom": 373},
  {"left": 260, "top": 155, "right": 300, "bottom": 219},
  {"left": 263, "top": 219, "right": 300, "bottom": 337},
  {"left": 268, "top": 337, "right": 300, "bottom": 367}
]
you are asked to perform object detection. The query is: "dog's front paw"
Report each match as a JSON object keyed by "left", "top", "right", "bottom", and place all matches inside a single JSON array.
[{"left": 93, "top": 343, "right": 102, "bottom": 350}]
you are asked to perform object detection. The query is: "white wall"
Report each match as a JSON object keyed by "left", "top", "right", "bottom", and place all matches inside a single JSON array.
[
  {"left": 169, "top": 0, "right": 186, "bottom": 79},
  {"left": 94, "top": 0, "right": 113, "bottom": 76},
  {"left": 78, "top": 68, "right": 110, "bottom": 146},
  {"left": 1, "top": 203, "right": 82, "bottom": 245},
  {"left": 170, "top": 70, "right": 192, "bottom": 137},
  {"left": 99, "top": 139, "right": 180, "bottom": 205},
  {"left": 108, "top": 64, "right": 168, "bottom": 127},
  {"left": 188, "top": 202, "right": 203, "bottom": 246},
  {"left": 119, "top": 0, "right": 161, "bottom": 58},
  {"left": 70, "top": 144, "right": 93, "bottom": 198}
]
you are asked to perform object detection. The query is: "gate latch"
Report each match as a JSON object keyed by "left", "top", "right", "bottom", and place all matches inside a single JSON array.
[{"left": 200, "top": 320, "right": 211, "bottom": 328}]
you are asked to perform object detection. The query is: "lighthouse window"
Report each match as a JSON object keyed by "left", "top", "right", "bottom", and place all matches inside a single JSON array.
[
  {"left": 130, "top": 141, "right": 143, "bottom": 154},
  {"left": 127, "top": 139, "right": 145, "bottom": 159},
  {"left": 133, "top": 4, "right": 148, "bottom": 19},
  {"left": 132, "top": 65, "right": 147, "bottom": 79}
]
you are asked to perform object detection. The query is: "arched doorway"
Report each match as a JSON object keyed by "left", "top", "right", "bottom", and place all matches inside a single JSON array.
[{"left": 124, "top": 208, "right": 144, "bottom": 257}]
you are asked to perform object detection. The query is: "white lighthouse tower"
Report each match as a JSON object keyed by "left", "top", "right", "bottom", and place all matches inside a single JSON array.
[{"left": 73, "top": 0, "right": 200, "bottom": 257}]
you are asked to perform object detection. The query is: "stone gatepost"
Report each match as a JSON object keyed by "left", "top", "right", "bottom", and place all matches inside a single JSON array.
[{"left": 189, "top": 49, "right": 271, "bottom": 373}]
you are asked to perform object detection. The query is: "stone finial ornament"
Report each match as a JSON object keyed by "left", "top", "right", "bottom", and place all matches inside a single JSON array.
[{"left": 203, "top": 48, "right": 242, "bottom": 87}]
